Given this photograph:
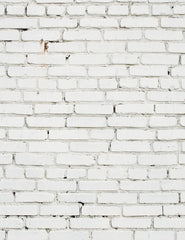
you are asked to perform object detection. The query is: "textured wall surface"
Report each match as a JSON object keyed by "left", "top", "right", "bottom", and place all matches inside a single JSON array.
[{"left": 0, "top": 0, "right": 185, "bottom": 239}]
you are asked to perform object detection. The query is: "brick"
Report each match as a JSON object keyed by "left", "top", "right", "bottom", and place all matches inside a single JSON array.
[
  {"left": 49, "top": 231, "right": 89, "bottom": 240},
  {"left": 7, "top": 230, "right": 47, "bottom": 240},
  {"left": 70, "top": 218, "right": 110, "bottom": 229},
  {"left": 92, "top": 231, "right": 132, "bottom": 240},
  {"left": 135, "top": 231, "right": 174, "bottom": 240},
  {"left": 112, "top": 217, "right": 151, "bottom": 229}
]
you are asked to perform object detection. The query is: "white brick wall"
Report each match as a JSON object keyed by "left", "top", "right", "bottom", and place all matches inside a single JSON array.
[{"left": 0, "top": 0, "right": 185, "bottom": 239}]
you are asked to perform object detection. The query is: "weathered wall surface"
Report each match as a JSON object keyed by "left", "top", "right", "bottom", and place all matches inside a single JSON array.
[{"left": 0, "top": 0, "right": 185, "bottom": 239}]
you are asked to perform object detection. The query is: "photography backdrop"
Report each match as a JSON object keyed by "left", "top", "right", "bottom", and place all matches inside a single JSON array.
[{"left": 0, "top": 0, "right": 185, "bottom": 239}]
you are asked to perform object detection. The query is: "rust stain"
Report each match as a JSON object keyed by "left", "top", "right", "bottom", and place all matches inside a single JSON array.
[{"left": 44, "top": 42, "right": 49, "bottom": 53}]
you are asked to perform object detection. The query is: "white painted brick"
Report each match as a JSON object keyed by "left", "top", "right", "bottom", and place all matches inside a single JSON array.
[
  {"left": 88, "top": 66, "right": 127, "bottom": 77},
  {"left": 135, "top": 231, "right": 174, "bottom": 240},
  {"left": 156, "top": 104, "right": 185, "bottom": 114},
  {"left": 121, "top": 180, "right": 160, "bottom": 191},
  {"left": 108, "top": 5, "right": 128, "bottom": 15},
  {"left": 123, "top": 205, "right": 162, "bottom": 216},
  {"left": 154, "top": 217, "right": 185, "bottom": 228},
  {"left": 0, "top": 179, "right": 35, "bottom": 191},
  {"left": 16, "top": 192, "right": 54, "bottom": 203},
  {"left": 70, "top": 218, "right": 110, "bottom": 229},
  {"left": 29, "top": 142, "right": 68, "bottom": 153},
  {"left": 28, "top": 54, "right": 65, "bottom": 65},
  {"left": 0, "top": 193, "right": 14, "bottom": 202},
  {"left": 40, "top": 18, "right": 77, "bottom": 28},
  {"left": 56, "top": 153, "right": 95, "bottom": 166},
  {"left": 168, "top": 43, "right": 185, "bottom": 53},
  {"left": 117, "top": 129, "right": 155, "bottom": 140},
  {"left": 98, "top": 153, "right": 137, "bottom": 165},
  {"left": 27, "top": 4, "right": 45, "bottom": 16},
  {"left": 79, "top": 181, "right": 118, "bottom": 191},
  {"left": 98, "top": 193, "right": 137, "bottom": 204},
  {"left": 0, "top": 231, "right": 4, "bottom": 240},
  {"left": 80, "top": 18, "right": 118, "bottom": 28},
  {"left": 8, "top": 67, "right": 47, "bottom": 77},
  {"left": 46, "top": 168, "right": 65, "bottom": 179},
  {"left": 145, "top": 30, "right": 183, "bottom": 40},
  {"left": 15, "top": 153, "right": 54, "bottom": 166},
  {"left": 174, "top": 5, "right": 185, "bottom": 14},
  {"left": 26, "top": 117, "right": 65, "bottom": 127},
  {"left": 35, "top": 104, "right": 73, "bottom": 114},
  {"left": 92, "top": 231, "right": 132, "bottom": 240},
  {"left": 82, "top": 205, "right": 121, "bottom": 216},
  {"left": 131, "top": 4, "right": 149, "bottom": 15},
  {"left": 130, "top": 66, "right": 168, "bottom": 76},
  {"left": 63, "top": 30, "right": 101, "bottom": 40},
  {"left": 148, "top": 169, "right": 167, "bottom": 179},
  {"left": 7, "top": 42, "right": 44, "bottom": 53},
  {"left": 0, "top": 141, "right": 26, "bottom": 152},
  {"left": 47, "top": 6, "right": 65, "bottom": 16},
  {"left": 58, "top": 193, "right": 96, "bottom": 203},
  {"left": 140, "top": 78, "right": 158, "bottom": 88},
  {"left": 153, "top": 141, "right": 178, "bottom": 152},
  {"left": 67, "top": 117, "right": 106, "bottom": 128},
  {"left": 49, "top": 66, "right": 86, "bottom": 77},
  {"left": 40, "top": 204, "right": 79, "bottom": 216},
  {"left": 22, "top": 30, "right": 60, "bottom": 41},
  {"left": 99, "top": 79, "right": 117, "bottom": 89},
  {"left": 128, "top": 168, "right": 147, "bottom": 179},
  {"left": 177, "top": 232, "right": 185, "bottom": 240},
  {"left": 0, "top": 0, "right": 185, "bottom": 237},
  {"left": 104, "top": 30, "right": 142, "bottom": 40},
  {"left": 163, "top": 205, "right": 185, "bottom": 216},
  {"left": 0, "top": 218, "right": 23, "bottom": 229},
  {"left": 112, "top": 217, "right": 151, "bottom": 229},
  {"left": 87, "top": 5, "right": 106, "bottom": 15},
  {"left": 0, "top": 154, "right": 12, "bottom": 165},
  {"left": 67, "top": 169, "right": 86, "bottom": 179},
  {"left": 75, "top": 104, "right": 113, "bottom": 114},
  {"left": 128, "top": 42, "right": 165, "bottom": 52},
  {"left": 69, "top": 54, "right": 107, "bottom": 65},
  {"left": 0, "top": 204, "right": 38, "bottom": 215},
  {"left": 49, "top": 129, "right": 88, "bottom": 140},
  {"left": 90, "top": 129, "right": 114, "bottom": 140},
  {"left": 0, "top": 30, "right": 19, "bottom": 40},
  {"left": 138, "top": 154, "right": 177, "bottom": 165},
  {"left": 121, "top": 17, "right": 158, "bottom": 28},
  {"left": 0, "top": 5, "right": 4, "bottom": 15},
  {"left": 88, "top": 168, "right": 107, "bottom": 179},
  {"left": 141, "top": 54, "right": 178, "bottom": 65},
  {"left": 70, "top": 141, "right": 108, "bottom": 152},
  {"left": 161, "top": 17, "right": 185, "bottom": 28},
  {"left": 5, "top": 166, "right": 24, "bottom": 178},
  {"left": 111, "top": 141, "right": 151, "bottom": 152},
  {"left": 7, "top": 230, "right": 47, "bottom": 240},
  {"left": 0, "top": 18, "right": 37, "bottom": 29},
  {"left": 108, "top": 168, "right": 127, "bottom": 179},
  {"left": 116, "top": 104, "right": 154, "bottom": 114},
  {"left": 65, "top": 91, "right": 104, "bottom": 101},
  {"left": 26, "top": 217, "right": 67, "bottom": 229},
  {"left": 87, "top": 42, "right": 125, "bottom": 53},
  {"left": 49, "top": 231, "right": 90, "bottom": 240},
  {"left": 7, "top": 5, "right": 25, "bottom": 15},
  {"left": 111, "top": 54, "right": 138, "bottom": 64},
  {"left": 9, "top": 129, "right": 47, "bottom": 140},
  {"left": 152, "top": 4, "right": 172, "bottom": 15},
  {"left": 108, "top": 116, "right": 147, "bottom": 127},
  {"left": 38, "top": 180, "right": 76, "bottom": 191},
  {"left": 26, "top": 167, "right": 45, "bottom": 179},
  {"left": 67, "top": 6, "right": 86, "bottom": 15}
]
